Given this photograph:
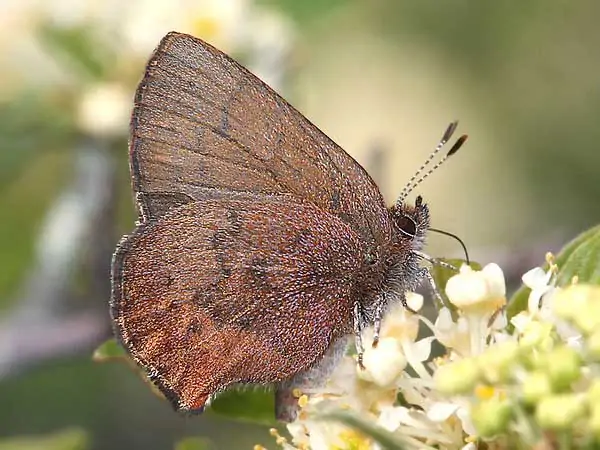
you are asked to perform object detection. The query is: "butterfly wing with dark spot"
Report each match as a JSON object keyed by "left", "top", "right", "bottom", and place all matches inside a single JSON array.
[
  {"left": 111, "top": 196, "right": 364, "bottom": 412},
  {"left": 129, "top": 32, "right": 392, "bottom": 245}
]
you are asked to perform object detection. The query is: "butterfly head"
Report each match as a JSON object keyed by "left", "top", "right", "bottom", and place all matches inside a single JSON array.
[{"left": 389, "top": 195, "right": 430, "bottom": 252}]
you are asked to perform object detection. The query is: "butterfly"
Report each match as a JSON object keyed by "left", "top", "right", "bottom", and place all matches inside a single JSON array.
[{"left": 110, "top": 31, "right": 466, "bottom": 421}]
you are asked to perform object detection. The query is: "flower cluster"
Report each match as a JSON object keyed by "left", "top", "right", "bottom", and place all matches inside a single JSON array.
[
  {"left": 264, "top": 256, "right": 600, "bottom": 450},
  {"left": 1, "top": 0, "right": 294, "bottom": 136}
]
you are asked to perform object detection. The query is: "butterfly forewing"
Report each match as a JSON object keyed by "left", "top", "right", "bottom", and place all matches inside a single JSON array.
[
  {"left": 111, "top": 197, "right": 363, "bottom": 411},
  {"left": 130, "top": 32, "right": 391, "bottom": 244}
]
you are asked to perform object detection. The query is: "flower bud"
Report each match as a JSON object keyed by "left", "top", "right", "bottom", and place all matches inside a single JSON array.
[
  {"left": 435, "top": 359, "right": 481, "bottom": 395},
  {"left": 587, "top": 330, "right": 600, "bottom": 361},
  {"left": 545, "top": 346, "right": 581, "bottom": 391},
  {"left": 552, "top": 285, "right": 600, "bottom": 334},
  {"left": 573, "top": 302, "right": 600, "bottom": 335},
  {"left": 522, "top": 371, "right": 552, "bottom": 405},
  {"left": 477, "top": 341, "right": 519, "bottom": 384},
  {"left": 471, "top": 398, "right": 512, "bottom": 438},
  {"left": 552, "top": 286, "right": 588, "bottom": 318},
  {"left": 519, "top": 321, "right": 554, "bottom": 350},
  {"left": 589, "top": 404, "right": 600, "bottom": 440},
  {"left": 536, "top": 394, "right": 586, "bottom": 430},
  {"left": 587, "top": 379, "right": 600, "bottom": 405}
]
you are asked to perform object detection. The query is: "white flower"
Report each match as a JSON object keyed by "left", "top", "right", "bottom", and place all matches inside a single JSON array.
[
  {"left": 377, "top": 293, "right": 422, "bottom": 342},
  {"left": 278, "top": 263, "right": 526, "bottom": 450},
  {"left": 121, "top": 0, "right": 250, "bottom": 57},
  {"left": 427, "top": 401, "right": 476, "bottom": 436},
  {"left": 369, "top": 295, "right": 434, "bottom": 380},
  {"left": 437, "top": 264, "right": 508, "bottom": 356},
  {"left": 515, "top": 259, "right": 583, "bottom": 349},
  {"left": 521, "top": 265, "right": 556, "bottom": 318},
  {"left": 275, "top": 259, "right": 600, "bottom": 450},
  {"left": 445, "top": 263, "right": 506, "bottom": 314},
  {"left": 33, "top": 0, "right": 122, "bottom": 28},
  {"left": 77, "top": 82, "right": 131, "bottom": 137},
  {"left": 285, "top": 396, "right": 374, "bottom": 450},
  {"left": 359, "top": 338, "right": 406, "bottom": 387},
  {"left": 245, "top": 7, "right": 294, "bottom": 89},
  {"left": 433, "top": 307, "right": 472, "bottom": 357}
]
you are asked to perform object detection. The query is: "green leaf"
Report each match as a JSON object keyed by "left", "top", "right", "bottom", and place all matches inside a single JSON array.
[
  {"left": 209, "top": 387, "right": 277, "bottom": 426},
  {"left": 508, "top": 224, "right": 600, "bottom": 319},
  {"left": 174, "top": 437, "right": 215, "bottom": 450},
  {"left": 0, "top": 428, "right": 88, "bottom": 450},
  {"left": 553, "top": 224, "right": 600, "bottom": 286},
  {"left": 320, "top": 411, "right": 405, "bottom": 450},
  {"left": 93, "top": 340, "right": 277, "bottom": 423},
  {"left": 93, "top": 339, "right": 167, "bottom": 401},
  {"left": 93, "top": 339, "right": 278, "bottom": 422},
  {"left": 92, "top": 338, "right": 127, "bottom": 362}
]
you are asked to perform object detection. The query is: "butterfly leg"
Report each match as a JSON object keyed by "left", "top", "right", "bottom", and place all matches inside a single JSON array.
[
  {"left": 371, "top": 294, "right": 387, "bottom": 348},
  {"left": 415, "top": 266, "right": 449, "bottom": 309},
  {"left": 353, "top": 302, "right": 365, "bottom": 370}
]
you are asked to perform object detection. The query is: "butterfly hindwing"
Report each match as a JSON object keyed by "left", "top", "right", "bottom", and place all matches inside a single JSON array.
[{"left": 111, "top": 196, "right": 364, "bottom": 411}]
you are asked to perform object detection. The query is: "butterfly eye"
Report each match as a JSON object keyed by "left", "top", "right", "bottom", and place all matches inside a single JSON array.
[{"left": 396, "top": 216, "right": 417, "bottom": 239}]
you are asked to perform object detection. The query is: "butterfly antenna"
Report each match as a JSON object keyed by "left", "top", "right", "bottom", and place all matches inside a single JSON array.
[
  {"left": 402, "top": 134, "right": 467, "bottom": 199},
  {"left": 396, "top": 121, "right": 456, "bottom": 202},
  {"left": 396, "top": 121, "right": 468, "bottom": 206},
  {"left": 429, "top": 227, "right": 470, "bottom": 264}
]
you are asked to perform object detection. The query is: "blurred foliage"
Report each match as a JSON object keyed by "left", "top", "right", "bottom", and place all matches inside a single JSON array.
[
  {"left": 0, "top": 150, "right": 73, "bottom": 308},
  {"left": 92, "top": 338, "right": 127, "bottom": 362},
  {"left": 174, "top": 437, "right": 215, "bottom": 450},
  {"left": 508, "top": 224, "right": 600, "bottom": 319},
  {"left": 0, "top": 93, "right": 74, "bottom": 189},
  {"left": 377, "top": 0, "right": 600, "bottom": 231},
  {"left": 94, "top": 338, "right": 278, "bottom": 426},
  {"left": 260, "top": 0, "right": 352, "bottom": 25},
  {"left": 39, "top": 25, "right": 115, "bottom": 81},
  {"left": 1, "top": 0, "right": 600, "bottom": 449},
  {"left": 205, "top": 388, "right": 277, "bottom": 426},
  {"left": 0, "top": 429, "right": 88, "bottom": 450}
]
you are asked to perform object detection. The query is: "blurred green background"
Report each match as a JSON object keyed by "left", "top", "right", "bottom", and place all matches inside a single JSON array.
[{"left": 1, "top": 0, "right": 599, "bottom": 448}]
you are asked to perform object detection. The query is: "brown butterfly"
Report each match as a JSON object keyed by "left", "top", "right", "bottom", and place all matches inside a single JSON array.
[{"left": 110, "top": 32, "right": 466, "bottom": 421}]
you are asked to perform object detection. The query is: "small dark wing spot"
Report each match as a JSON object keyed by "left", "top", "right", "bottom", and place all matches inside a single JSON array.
[
  {"left": 235, "top": 315, "right": 253, "bottom": 330},
  {"left": 292, "top": 228, "right": 312, "bottom": 248},
  {"left": 204, "top": 295, "right": 231, "bottom": 325},
  {"left": 187, "top": 320, "right": 203, "bottom": 335},
  {"left": 192, "top": 288, "right": 214, "bottom": 306},
  {"left": 331, "top": 189, "right": 341, "bottom": 210},
  {"left": 219, "top": 106, "right": 230, "bottom": 137},
  {"left": 226, "top": 209, "right": 242, "bottom": 234},
  {"left": 210, "top": 230, "right": 229, "bottom": 248},
  {"left": 248, "top": 256, "right": 271, "bottom": 289}
]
